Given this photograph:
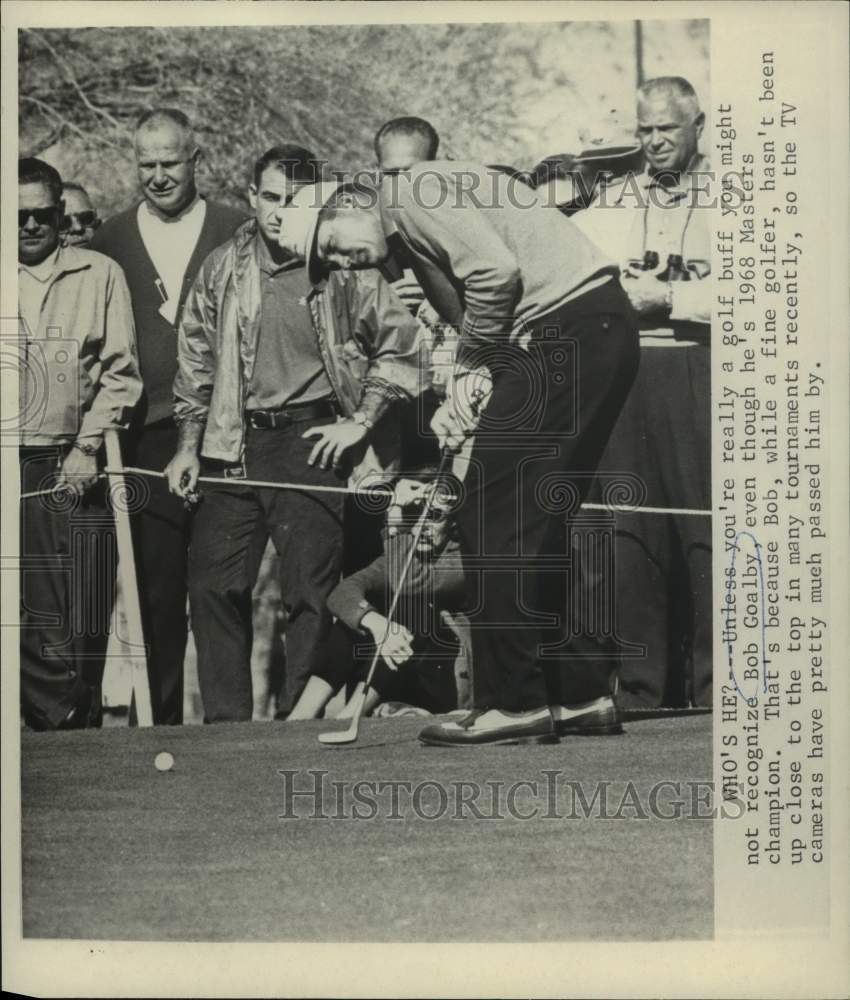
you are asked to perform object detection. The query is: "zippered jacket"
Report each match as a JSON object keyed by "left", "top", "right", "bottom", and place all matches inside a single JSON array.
[{"left": 173, "top": 219, "right": 429, "bottom": 481}]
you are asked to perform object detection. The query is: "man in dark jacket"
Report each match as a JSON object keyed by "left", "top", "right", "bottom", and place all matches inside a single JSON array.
[
  {"left": 165, "top": 152, "right": 428, "bottom": 722},
  {"left": 90, "top": 107, "right": 245, "bottom": 724}
]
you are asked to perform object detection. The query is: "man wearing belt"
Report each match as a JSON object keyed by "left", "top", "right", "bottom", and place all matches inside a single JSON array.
[
  {"left": 573, "top": 76, "right": 712, "bottom": 708},
  {"left": 283, "top": 163, "right": 639, "bottom": 745},
  {"left": 165, "top": 146, "right": 427, "bottom": 722},
  {"left": 18, "top": 158, "right": 142, "bottom": 729}
]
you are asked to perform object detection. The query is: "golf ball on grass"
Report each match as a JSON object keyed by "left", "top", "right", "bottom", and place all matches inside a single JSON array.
[{"left": 154, "top": 751, "right": 174, "bottom": 772}]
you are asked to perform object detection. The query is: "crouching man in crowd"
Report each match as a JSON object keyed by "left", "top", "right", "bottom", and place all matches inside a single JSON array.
[
  {"left": 18, "top": 158, "right": 142, "bottom": 729},
  {"left": 165, "top": 146, "right": 428, "bottom": 722},
  {"left": 288, "top": 467, "right": 465, "bottom": 721}
]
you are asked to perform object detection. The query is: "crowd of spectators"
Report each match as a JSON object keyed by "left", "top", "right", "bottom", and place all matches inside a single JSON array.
[{"left": 18, "top": 75, "right": 710, "bottom": 732}]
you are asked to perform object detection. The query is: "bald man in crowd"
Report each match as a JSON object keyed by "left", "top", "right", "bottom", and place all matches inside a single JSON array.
[
  {"left": 574, "top": 76, "right": 712, "bottom": 709},
  {"left": 373, "top": 115, "right": 448, "bottom": 465},
  {"left": 373, "top": 116, "right": 440, "bottom": 315},
  {"left": 91, "top": 107, "right": 245, "bottom": 724},
  {"left": 374, "top": 115, "right": 440, "bottom": 177}
]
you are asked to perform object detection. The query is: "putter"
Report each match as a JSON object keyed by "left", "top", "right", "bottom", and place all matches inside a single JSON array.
[{"left": 319, "top": 449, "right": 454, "bottom": 745}]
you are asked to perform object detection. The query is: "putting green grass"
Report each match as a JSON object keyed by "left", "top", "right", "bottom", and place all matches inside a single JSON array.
[{"left": 21, "top": 714, "right": 712, "bottom": 941}]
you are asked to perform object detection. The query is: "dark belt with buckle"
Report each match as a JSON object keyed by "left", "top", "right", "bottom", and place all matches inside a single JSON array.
[{"left": 247, "top": 399, "right": 338, "bottom": 430}]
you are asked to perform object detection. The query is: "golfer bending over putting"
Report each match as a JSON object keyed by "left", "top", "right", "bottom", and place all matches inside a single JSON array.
[
  {"left": 278, "top": 165, "right": 639, "bottom": 746},
  {"left": 287, "top": 469, "right": 465, "bottom": 721}
]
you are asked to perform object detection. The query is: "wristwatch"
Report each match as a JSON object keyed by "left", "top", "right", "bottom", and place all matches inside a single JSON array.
[
  {"left": 72, "top": 439, "right": 100, "bottom": 456},
  {"left": 351, "top": 411, "right": 374, "bottom": 430}
]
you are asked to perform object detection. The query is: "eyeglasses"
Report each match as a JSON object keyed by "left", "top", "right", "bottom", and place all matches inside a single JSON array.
[
  {"left": 425, "top": 507, "right": 449, "bottom": 522},
  {"left": 19, "top": 207, "right": 58, "bottom": 228},
  {"left": 403, "top": 502, "right": 450, "bottom": 522},
  {"left": 60, "top": 210, "right": 100, "bottom": 232}
]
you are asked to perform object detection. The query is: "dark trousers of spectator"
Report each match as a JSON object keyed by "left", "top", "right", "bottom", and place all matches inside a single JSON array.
[
  {"left": 454, "top": 279, "right": 640, "bottom": 712},
  {"left": 313, "top": 620, "right": 458, "bottom": 715},
  {"left": 592, "top": 344, "right": 712, "bottom": 707},
  {"left": 125, "top": 418, "right": 189, "bottom": 724},
  {"left": 342, "top": 393, "right": 442, "bottom": 577},
  {"left": 19, "top": 447, "right": 114, "bottom": 729},
  {"left": 188, "top": 419, "right": 345, "bottom": 722}
]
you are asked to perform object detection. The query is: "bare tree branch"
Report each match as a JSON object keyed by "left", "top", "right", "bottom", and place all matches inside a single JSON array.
[
  {"left": 21, "top": 122, "right": 65, "bottom": 157},
  {"left": 23, "top": 28, "right": 126, "bottom": 133},
  {"left": 21, "top": 95, "right": 125, "bottom": 152}
]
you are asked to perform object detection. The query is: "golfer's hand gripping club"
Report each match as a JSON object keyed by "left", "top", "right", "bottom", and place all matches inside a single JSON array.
[{"left": 431, "top": 374, "right": 489, "bottom": 453}]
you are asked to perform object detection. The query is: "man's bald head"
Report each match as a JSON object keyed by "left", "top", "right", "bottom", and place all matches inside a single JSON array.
[
  {"left": 134, "top": 108, "right": 196, "bottom": 154},
  {"left": 374, "top": 116, "right": 439, "bottom": 176},
  {"left": 133, "top": 108, "right": 200, "bottom": 216},
  {"left": 636, "top": 76, "right": 704, "bottom": 176}
]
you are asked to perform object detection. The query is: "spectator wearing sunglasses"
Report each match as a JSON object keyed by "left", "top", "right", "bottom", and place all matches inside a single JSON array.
[
  {"left": 18, "top": 157, "right": 142, "bottom": 731},
  {"left": 287, "top": 469, "right": 465, "bottom": 721},
  {"left": 60, "top": 182, "right": 101, "bottom": 248}
]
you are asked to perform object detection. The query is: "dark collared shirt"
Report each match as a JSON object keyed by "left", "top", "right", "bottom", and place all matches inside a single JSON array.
[{"left": 245, "top": 240, "right": 332, "bottom": 410}]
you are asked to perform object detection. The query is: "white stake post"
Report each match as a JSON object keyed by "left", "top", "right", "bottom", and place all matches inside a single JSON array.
[{"left": 104, "top": 430, "right": 153, "bottom": 726}]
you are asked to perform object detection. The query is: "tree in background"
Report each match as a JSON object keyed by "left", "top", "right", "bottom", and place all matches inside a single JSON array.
[
  {"left": 20, "top": 19, "right": 708, "bottom": 721},
  {"left": 19, "top": 21, "right": 708, "bottom": 216}
]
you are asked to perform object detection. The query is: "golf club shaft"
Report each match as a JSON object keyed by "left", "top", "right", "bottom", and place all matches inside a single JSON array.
[{"left": 352, "top": 448, "right": 455, "bottom": 718}]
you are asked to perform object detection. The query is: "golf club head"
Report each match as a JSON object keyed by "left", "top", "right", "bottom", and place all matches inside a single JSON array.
[
  {"left": 318, "top": 689, "right": 367, "bottom": 745},
  {"left": 318, "top": 724, "right": 359, "bottom": 745},
  {"left": 315, "top": 471, "right": 450, "bottom": 749}
]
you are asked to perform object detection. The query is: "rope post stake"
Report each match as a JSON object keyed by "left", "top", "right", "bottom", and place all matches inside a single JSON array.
[{"left": 104, "top": 430, "right": 153, "bottom": 727}]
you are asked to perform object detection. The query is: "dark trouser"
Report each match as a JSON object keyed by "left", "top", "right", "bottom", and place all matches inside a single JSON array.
[
  {"left": 19, "top": 447, "right": 115, "bottom": 729},
  {"left": 188, "top": 419, "right": 345, "bottom": 722},
  {"left": 342, "top": 391, "right": 442, "bottom": 577},
  {"left": 313, "top": 621, "right": 458, "bottom": 715},
  {"left": 593, "top": 344, "right": 712, "bottom": 707},
  {"left": 454, "top": 280, "right": 640, "bottom": 712},
  {"left": 125, "top": 419, "right": 189, "bottom": 724}
]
